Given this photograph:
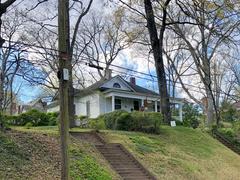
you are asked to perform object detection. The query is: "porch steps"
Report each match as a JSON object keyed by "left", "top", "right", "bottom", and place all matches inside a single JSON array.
[{"left": 70, "top": 131, "right": 156, "bottom": 180}]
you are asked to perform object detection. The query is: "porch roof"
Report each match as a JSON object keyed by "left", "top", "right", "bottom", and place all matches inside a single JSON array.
[{"left": 103, "top": 89, "right": 185, "bottom": 104}]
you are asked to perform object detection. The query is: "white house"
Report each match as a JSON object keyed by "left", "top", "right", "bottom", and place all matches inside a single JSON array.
[{"left": 47, "top": 75, "right": 184, "bottom": 121}]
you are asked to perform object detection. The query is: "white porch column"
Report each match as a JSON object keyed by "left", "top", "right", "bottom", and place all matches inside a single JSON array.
[
  {"left": 179, "top": 103, "right": 183, "bottom": 122},
  {"left": 155, "top": 101, "right": 158, "bottom": 112},
  {"left": 112, "top": 95, "right": 115, "bottom": 112},
  {"left": 141, "top": 99, "right": 144, "bottom": 107}
]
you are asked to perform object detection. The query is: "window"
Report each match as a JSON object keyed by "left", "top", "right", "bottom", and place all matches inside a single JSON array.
[
  {"left": 115, "top": 99, "right": 121, "bottom": 110},
  {"left": 113, "top": 83, "right": 121, "bottom": 88}
]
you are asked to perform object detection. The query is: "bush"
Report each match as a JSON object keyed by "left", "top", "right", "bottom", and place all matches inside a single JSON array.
[
  {"left": 46, "top": 112, "right": 58, "bottom": 126},
  {"left": 103, "top": 110, "right": 127, "bottom": 130},
  {"left": 183, "top": 104, "right": 200, "bottom": 128},
  {"left": 89, "top": 118, "right": 106, "bottom": 130},
  {"left": 79, "top": 115, "right": 88, "bottom": 120},
  {"left": 175, "top": 120, "right": 183, "bottom": 126},
  {"left": 233, "top": 121, "right": 240, "bottom": 132},
  {"left": 0, "top": 113, "right": 7, "bottom": 130},
  {"left": 25, "top": 122, "right": 33, "bottom": 129},
  {"left": 7, "top": 110, "right": 58, "bottom": 126},
  {"left": 220, "top": 101, "right": 240, "bottom": 122},
  {"left": 97, "top": 110, "right": 163, "bottom": 134}
]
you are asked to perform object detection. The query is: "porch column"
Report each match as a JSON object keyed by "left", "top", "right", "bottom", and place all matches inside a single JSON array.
[
  {"left": 179, "top": 103, "right": 183, "bottom": 122},
  {"left": 141, "top": 99, "right": 144, "bottom": 107},
  {"left": 112, "top": 95, "right": 115, "bottom": 112},
  {"left": 155, "top": 101, "right": 158, "bottom": 112}
]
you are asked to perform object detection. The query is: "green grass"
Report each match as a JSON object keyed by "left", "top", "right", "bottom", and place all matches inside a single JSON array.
[
  {"left": 7, "top": 125, "right": 240, "bottom": 179},
  {"left": 11, "top": 126, "right": 59, "bottom": 135},
  {"left": 101, "top": 126, "right": 240, "bottom": 180},
  {"left": 1, "top": 127, "right": 118, "bottom": 179},
  {"left": 70, "top": 142, "right": 112, "bottom": 180},
  {"left": 0, "top": 132, "right": 29, "bottom": 178}
]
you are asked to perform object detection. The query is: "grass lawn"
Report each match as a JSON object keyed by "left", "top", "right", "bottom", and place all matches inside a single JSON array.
[
  {"left": 100, "top": 126, "right": 240, "bottom": 180},
  {"left": 2, "top": 125, "right": 240, "bottom": 179},
  {"left": 1, "top": 126, "right": 119, "bottom": 180}
]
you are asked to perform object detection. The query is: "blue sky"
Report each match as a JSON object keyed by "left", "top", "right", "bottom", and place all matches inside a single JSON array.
[{"left": 14, "top": 76, "right": 42, "bottom": 104}]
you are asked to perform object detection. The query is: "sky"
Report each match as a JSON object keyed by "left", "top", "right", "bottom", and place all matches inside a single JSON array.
[{"left": 6, "top": 0, "right": 202, "bottom": 104}]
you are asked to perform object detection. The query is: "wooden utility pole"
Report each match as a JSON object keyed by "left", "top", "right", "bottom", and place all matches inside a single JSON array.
[{"left": 58, "top": 0, "right": 70, "bottom": 179}]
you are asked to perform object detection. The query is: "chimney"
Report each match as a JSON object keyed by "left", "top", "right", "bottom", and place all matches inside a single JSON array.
[
  {"left": 130, "top": 77, "right": 136, "bottom": 85},
  {"left": 105, "top": 69, "right": 112, "bottom": 80}
]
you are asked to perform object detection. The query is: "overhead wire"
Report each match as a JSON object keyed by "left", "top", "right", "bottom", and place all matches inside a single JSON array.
[{"left": 1, "top": 40, "right": 240, "bottom": 99}]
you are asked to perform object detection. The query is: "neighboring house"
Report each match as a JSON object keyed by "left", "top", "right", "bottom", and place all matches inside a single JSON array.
[
  {"left": 47, "top": 75, "right": 184, "bottom": 121},
  {"left": 19, "top": 98, "right": 47, "bottom": 113}
]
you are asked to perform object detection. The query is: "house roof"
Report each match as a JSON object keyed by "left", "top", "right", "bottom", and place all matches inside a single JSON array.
[
  {"left": 75, "top": 75, "right": 159, "bottom": 97},
  {"left": 124, "top": 80, "right": 159, "bottom": 96}
]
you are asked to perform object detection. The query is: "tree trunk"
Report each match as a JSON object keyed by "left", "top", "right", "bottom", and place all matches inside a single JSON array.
[
  {"left": 0, "top": 74, "right": 3, "bottom": 113},
  {"left": 206, "top": 89, "right": 214, "bottom": 126},
  {"left": 144, "top": 0, "right": 171, "bottom": 124}
]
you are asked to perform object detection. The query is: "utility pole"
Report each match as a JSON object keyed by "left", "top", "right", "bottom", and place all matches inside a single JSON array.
[{"left": 58, "top": 0, "right": 70, "bottom": 179}]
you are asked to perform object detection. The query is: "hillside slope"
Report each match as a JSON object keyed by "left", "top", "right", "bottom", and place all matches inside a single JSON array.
[
  {"left": 4, "top": 126, "right": 240, "bottom": 180},
  {"left": 101, "top": 126, "right": 240, "bottom": 180},
  {"left": 0, "top": 129, "right": 119, "bottom": 180}
]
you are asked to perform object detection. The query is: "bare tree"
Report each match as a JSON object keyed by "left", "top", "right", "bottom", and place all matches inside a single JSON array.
[
  {"left": 169, "top": 0, "right": 240, "bottom": 126},
  {"left": 79, "top": 9, "right": 133, "bottom": 81},
  {"left": 0, "top": 10, "right": 27, "bottom": 113}
]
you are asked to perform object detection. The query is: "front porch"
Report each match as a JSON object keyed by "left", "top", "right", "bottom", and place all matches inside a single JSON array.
[{"left": 104, "top": 92, "right": 183, "bottom": 122}]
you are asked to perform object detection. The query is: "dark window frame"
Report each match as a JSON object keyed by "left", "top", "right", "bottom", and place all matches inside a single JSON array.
[
  {"left": 115, "top": 98, "right": 121, "bottom": 110},
  {"left": 113, "top": 83, "right": 121, "bottom": 88}
]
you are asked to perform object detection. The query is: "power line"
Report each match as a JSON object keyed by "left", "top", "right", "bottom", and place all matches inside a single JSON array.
[
  {"left": 2, "top": 40, "right": 240, "bottom": 99},
  {"left": 79, "top": 60, "right": 239, "bottom": 99},
  {"left": 5, "top": 39, "right": 240, "bottom": 62}
]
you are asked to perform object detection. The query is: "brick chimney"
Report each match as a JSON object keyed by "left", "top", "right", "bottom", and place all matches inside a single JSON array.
[{"left": 130, "top": 77, "right": 136, "bottom": 85}]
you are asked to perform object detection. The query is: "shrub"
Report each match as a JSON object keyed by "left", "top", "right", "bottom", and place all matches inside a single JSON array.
[
  {"left": 9, "top": 110, "right": 58, "bottom": 126},
  {"left": 0, "top": 113, "right": 7, "bottom": 130},
  {"left": 79, "top": 115, "right": 88, "bottom": 120},
  {"left": 25, "top": 122, "right": 33, "bottom": 129},
  {"left": 183, "top": 104, "right": 200, "bottom": 128},
  {"left": 89, "top": 118, "right": 106, "bottom": 130},
  {"left": 103, "top": 110, "right": 127, "bottom": 130},
  {"left": 233, "top": 121, "right": 240, "bottom": 132},
  {"left": 220, "top": 101, "right": 240, "bottom": 122},
  {"left": 46, "top": 112, "right": 58, "bottom": 126},
  {"left": 175, "top": 120, "right": 183, "bottom": 126},
  {"left": 98, "top": 110, "right": 163, "bottom": 134},
  {"left": 116, "top": 112, "right": 132, "bottom": 131}
]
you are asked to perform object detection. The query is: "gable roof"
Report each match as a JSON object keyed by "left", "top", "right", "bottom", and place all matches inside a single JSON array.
[{"left": 75, "top": 75, "right": 159, "bottom": 97}]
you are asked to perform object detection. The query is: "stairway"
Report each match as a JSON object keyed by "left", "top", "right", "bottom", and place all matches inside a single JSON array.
[
  {"left": 212, "top": 130, "right": 240, "bottom": 155},
  {"left": 70, "top": 131, "right": 156, "bottom": 180}
]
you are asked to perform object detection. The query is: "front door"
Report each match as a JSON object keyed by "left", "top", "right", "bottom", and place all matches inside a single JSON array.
[{"left": 133, "top": 100, "right": 140, "bottom": 111}]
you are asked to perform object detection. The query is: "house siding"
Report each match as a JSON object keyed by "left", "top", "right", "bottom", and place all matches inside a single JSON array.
[
  {"left": 99, "top": 93, "right": 106, "bottom": 114},
  {"left": 47, "top": 105, "right": 59, "bottom": 113},
  {"left": 105, "top": 97, "right": 112, "bottom": 113},
  {"left": 75, "top": 93, "right": 100, "bottom": 118}
]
